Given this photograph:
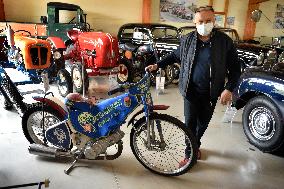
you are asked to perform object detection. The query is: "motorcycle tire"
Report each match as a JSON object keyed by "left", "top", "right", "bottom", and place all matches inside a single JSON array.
[
  {"left": 169, "top": 63, "right": 180, "bottom": 84},
  {"left": 243, "top": 96, "right": 284, "bottom": 153},
  {"left": 130, "top": 113, "right": 198, "bottom": 176},
  {"left": 3, "top": 99, "right": 13, "bottom": 110},
  {"left": 22, "top": 103, "right": 66, "bottom": 145},
  {"left": 57, "top": 69, "right": 73, "bottom": 97},
  {"left": 0, "top": 73, "right": 26, "bottom": 114},
  {"left": 71, "top": 63, "right": 89, "bottom": 94}
]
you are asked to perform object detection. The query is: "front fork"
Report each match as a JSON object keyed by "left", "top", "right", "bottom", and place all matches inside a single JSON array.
[{"left": 145, "top": 109, "right": 165, "bottom": 150}]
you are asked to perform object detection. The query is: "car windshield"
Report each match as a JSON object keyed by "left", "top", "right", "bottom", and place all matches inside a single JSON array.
[{"left": 152, "top": 28, "right": 178, "bottom": 39}]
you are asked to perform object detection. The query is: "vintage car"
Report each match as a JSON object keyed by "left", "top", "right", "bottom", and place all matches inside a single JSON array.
[
  {"left": 117, "top": 23, "right": 180, "bottom": 84},
  {"left": 179, "top": 26, "right": 284, "bottom": 72},
  {"left": 232, "top": 52, "right": 284, "bottom": 153}
]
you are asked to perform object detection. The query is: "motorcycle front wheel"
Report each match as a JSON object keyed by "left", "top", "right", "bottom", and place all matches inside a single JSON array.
[{"left": 130, "top": 113, "right": 198, "bottom": 176}]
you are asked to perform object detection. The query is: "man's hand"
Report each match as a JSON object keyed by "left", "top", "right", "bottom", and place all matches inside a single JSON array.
[
  {"left": 145, "top": 64, "right": 158, "bottom": 72},
  {"left": 220, "top": 89, "right": 232, "bottom": 105}
]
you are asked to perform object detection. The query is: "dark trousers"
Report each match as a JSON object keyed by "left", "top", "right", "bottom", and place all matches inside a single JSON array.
[{"left": 184, "top": 92, "right": 217, "bottom": 148}]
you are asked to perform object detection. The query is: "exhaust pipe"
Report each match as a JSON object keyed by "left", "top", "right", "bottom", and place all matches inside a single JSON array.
[{"left": 29, "top": 144, "right": 71, "bottom": 158}]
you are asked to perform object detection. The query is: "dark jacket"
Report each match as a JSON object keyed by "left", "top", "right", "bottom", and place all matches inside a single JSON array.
[{"left": 157, "top": 29, "right": 241, "bottom": 99}]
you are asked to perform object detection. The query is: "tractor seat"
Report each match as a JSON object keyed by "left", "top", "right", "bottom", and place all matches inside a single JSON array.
[
  {"left": 67, "top": 30, "right": 80, "bottom": 42},
  {"left": 121, "top": 43, "right": 138, "bottom": 52}
]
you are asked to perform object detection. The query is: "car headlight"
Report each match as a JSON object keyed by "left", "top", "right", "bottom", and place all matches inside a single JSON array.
[
  {"left": 256, "top": 52, "right": 265, "bottom": 66},
  {"left": 53, "top": 51, "right": 62, "bottom": 60},
  {"left": 267, "top": 50, "right": 277, "bottom": 61}
]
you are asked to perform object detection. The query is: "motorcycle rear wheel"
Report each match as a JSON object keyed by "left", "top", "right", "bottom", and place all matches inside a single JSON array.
[
  {"left": 130, "top": 113, "right": 198, "bottom": 176},
  {"left": 22, "top": 103, "right": 65, "bottom": 145}
]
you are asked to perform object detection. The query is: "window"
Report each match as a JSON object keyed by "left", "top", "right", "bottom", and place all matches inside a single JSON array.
[
  {"left": 121, "top": 28, "right": 135, "bottom": 39},
  {"left": 152, "top": 28, "right": 178, "bottom": 39},
  {"left": 58, "top": 10, "right": 77, "bottom": 24}
]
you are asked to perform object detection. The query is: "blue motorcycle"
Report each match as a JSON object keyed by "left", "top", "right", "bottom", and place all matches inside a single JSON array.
[{"left": 21, "top": 72, "right": 198, "bottom": 176}]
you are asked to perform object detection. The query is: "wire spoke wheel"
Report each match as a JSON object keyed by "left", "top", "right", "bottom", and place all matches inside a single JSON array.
[
  {"left": 130, "top": 114, "right": 197, "bottom": 176},
  {"left": 22, "top": 104, "right": 65, "bottom": 147},
  {"left": 27, "top": 112, "right": 60, "bottom": 145}
]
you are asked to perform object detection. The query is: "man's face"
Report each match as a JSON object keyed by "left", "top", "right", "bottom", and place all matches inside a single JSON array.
[{"left": 194, "top": 10, "right": 215, "bottom": 27}]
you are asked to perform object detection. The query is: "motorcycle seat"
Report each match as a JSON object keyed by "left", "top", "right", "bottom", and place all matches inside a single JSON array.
[
  {"left": 122, "top": 43, "right": 138, "bottom": 52},
  {"left": 65, "top": 93, "right": 96, "bottom": 112},
  {"left": 65, "top": 100, "right": 93, "bottom": 112}
]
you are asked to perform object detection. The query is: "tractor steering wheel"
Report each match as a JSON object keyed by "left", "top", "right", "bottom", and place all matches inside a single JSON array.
[
  {"left": 68, "top": 17, "right": 76, "bottom": 24},
  {"left": 15, "top": 30, "right": 32, "bottom": 37}
]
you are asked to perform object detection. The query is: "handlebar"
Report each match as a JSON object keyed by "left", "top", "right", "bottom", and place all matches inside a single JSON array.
[
  {"left": 108, "top": 86, "right": 125, "bottom": 96},
  {"left": 108, "top": 71, "right": 151, "bottom": 96}
]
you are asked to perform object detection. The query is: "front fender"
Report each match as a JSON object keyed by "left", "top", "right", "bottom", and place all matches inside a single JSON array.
[
  {"left": 234, "top": 76, "right": 284, "bottom": 110},
  {"left": 127, "top": 105, "right": 170, "bottom": 127},
  {"left": 47, "top": 37, "right": 66, "bottom": 49},
  {"left": 238, "top": 77, "right": 284, "bottom": 102}
]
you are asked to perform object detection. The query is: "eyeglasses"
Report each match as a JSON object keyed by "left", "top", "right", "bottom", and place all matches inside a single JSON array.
[{"left": 195, "top": 6, "right": 214, "bottom": 13}]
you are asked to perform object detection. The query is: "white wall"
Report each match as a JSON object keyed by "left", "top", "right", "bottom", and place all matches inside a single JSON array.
[
  {"left": 254, "top": 0, "right": 284, "bottom": 38},
  {"left": 3, "top": 0, "right": 143, "bottom": 35}
]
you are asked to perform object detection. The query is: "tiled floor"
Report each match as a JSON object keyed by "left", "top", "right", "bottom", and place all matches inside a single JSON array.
[{"left": 0, "top": 77, "right": 284, "bottom": 189}]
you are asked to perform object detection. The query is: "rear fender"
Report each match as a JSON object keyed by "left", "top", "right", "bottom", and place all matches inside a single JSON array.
[
  {"left": 47, "top": 37, "right": 66, "bottom": 49},
  {"left": 127, "top": 105, "right": 170, "bottom": 127},
  {"left": 32, "top": 96, "right": 68, "bottom": 116}
]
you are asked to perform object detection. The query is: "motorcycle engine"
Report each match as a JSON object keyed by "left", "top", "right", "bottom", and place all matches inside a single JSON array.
[{"left": 83, "top": 130, "right": 125, "bottom": 160}]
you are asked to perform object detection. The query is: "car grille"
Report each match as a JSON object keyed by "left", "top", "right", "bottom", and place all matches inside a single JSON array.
[{"left": 30, "top": 47, "right": 48, "bottom": 66}]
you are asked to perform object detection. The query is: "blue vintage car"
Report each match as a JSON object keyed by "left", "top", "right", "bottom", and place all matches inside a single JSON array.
[{"left": 232, "top": 52, "right": 284, "bottom": 153}]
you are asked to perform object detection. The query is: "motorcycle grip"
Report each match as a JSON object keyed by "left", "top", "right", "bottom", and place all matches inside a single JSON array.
[{"left": 108, "top": 87, "right": 125, "bottom": 96}]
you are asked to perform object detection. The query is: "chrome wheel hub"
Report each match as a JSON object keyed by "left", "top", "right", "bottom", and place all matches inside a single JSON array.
[{"left": 248, "top": 106, "right": 275, "bottom": 141}]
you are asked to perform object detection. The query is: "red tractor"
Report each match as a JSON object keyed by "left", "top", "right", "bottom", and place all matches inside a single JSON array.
[{"left": 63, "top": 30, "right": 121, "bottom": 94}]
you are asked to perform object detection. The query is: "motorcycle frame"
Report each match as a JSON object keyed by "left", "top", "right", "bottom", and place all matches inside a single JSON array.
[{"left": 33, "top": 72, "right": 169, "bottom": 151}]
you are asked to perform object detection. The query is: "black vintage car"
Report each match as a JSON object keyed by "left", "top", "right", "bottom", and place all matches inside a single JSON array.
[
  {"left": 232, "top": 53, "right": 284, "bottom": 153},
  {"left": 178, "top": 26, "right": 284, "bottom": 72},
  {"left": 117, "top": 23, "right": 180, "bottom": 84}
]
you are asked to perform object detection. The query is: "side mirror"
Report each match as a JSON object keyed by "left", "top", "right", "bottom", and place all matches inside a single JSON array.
[
  {"left": 251, "top": 9, "right": 262, "bottom": 22},
  {"left": 40, "top": 16, "right": 48, "bottom": 24}
]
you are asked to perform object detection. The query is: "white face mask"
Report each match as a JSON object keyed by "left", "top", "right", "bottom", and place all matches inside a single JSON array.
[{"left": 196, "top": 22, "right": 214, "bottom": 36}]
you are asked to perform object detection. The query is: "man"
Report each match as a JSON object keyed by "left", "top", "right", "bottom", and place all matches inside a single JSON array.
[{"left": 146, "top": 6, "right": 241, "bottom": 162}]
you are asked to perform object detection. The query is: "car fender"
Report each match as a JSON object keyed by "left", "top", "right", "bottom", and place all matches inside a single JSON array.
[
  {"left": 47, "top": 37, "right": 66, "bottom": 49},
  {"left": 234, "top": 77, "right": 284, "bottom": 113}
]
